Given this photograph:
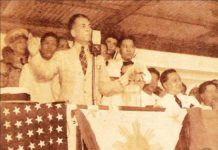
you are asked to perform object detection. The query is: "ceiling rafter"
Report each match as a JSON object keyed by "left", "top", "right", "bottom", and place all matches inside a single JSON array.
[
  {"left": 35, "top": 0, "right": 120, "bottom": 13},
  {"left": 1, "top": 16, "right": 66, "bottom": 30},
  {"left": 95, "top": 0, "right": 153, "bottom": 29},
  {"left": 133, "top": 34, "right": 218, "bottom": 58},
  {"left": 136, "top": 13, "right": 217, "bottom": 30},
  {"left": 1, "top": 16, "right": 68, "bottom": 37}
]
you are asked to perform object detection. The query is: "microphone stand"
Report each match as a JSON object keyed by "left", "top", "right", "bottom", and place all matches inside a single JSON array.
[{"left": 90, "top": 42, "right": 96, "bottom": 105}]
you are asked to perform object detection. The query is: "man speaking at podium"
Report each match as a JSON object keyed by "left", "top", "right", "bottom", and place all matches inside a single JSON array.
[{"left": 27, "top": 14, "right": 146, "bottom": 105}]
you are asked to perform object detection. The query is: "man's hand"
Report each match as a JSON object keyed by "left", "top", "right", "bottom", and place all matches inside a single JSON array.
[
  {"left": 28, "top": 33, "right": 40, "bottom": 57},
  {"left": 119, "top": 64, "right": 142, "bottom": 87}
]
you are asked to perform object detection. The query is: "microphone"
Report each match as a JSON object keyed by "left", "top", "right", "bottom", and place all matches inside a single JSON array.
[{"left": 90, "top": 30, "right": 101, "bottom": 56}]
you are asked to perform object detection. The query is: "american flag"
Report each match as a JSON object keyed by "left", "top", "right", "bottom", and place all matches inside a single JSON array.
[{"left": 0, "top": 102, "right": 68, "bottom": 150}]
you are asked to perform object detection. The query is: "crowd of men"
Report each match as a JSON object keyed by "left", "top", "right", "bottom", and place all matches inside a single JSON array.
[{"left": 1, "top": 13, "right": 218, "bottom": 112}]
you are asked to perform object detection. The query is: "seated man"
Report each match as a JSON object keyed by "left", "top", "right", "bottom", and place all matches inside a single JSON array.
[
  {"left": 158, "top": 69, "right": 200, "bottom": 112},
  {"left": 199, "top": 81, "right": 218, "bottom": 110},
  {"left": 19, "top": 32, "right": 60, "bottom": 103},
  {"left": 142, "top": 67, "right": 161, "bottom": 106}
]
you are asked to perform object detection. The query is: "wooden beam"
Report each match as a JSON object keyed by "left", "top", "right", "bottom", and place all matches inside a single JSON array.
[
  {"left": 95, "top": 0, "right": 152, "bottom": 29},
  {"left": 35, "top": 0, "right": 119, "bottom": 13},
  {"left": 0, "top": 0, "right": 13, "bottom": 13},
  {"left": 1, "top": 16, "right": 67, "bottom": 32},
  {"left": 134, "top": 34, "right": 218, "bottom": 58},
  {"left": 1, "top": 18, "right": 69, "bottom": 38},
  {"left": 136, "top": 13, "right": 216, "bottom": 30}
]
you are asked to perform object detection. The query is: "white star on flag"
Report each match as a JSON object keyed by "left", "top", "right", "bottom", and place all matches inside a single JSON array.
[
  {"left": 35, "top": 115, "right": 42, "bottom": 123},
  {"left": 28, "top": 142, "right": 35, "bottom": 150},
  {"left": 56, "top": 113, "right": 63, "bottom": 121},
  {"left": 27, "top": 130, "right": 34, "bottom": 137},
  {"left": 56, "top": 125, "right": 63, "bottom": 133},
  {"left": 47, "top": 113, "right": 52, "bottom": 121},
  {"left": 49, "top": 138, "right": 53, "bottom": 144},
  {"left": 8, "top": 147, "right": 13, "bottom": 150},
  {"left": 3, "top": 121, "right": 11, "bottom": 129},
  {"left": 3, "top": 108, "right": 10, "bottom": 116},
  {"left": 13, "top": 107, "right": 20, "bottom": 115},
  {"left": 5, "top": 134, "right": 12, "bottom": 142},
  {"left": 24, "top": 105, "right": 31, "bottom": 113},
  {"left": 38, "top": 140, "right": 45, "bottom": 147},
  {"left": 49, "top": 126, "right": 53, "bottom": 133},
  {"left": 35, "top": 104, "right": 41, "bottom": 110},
  {"left": 1, "top": 102, "right": 67, "bottom": 149},
  {"left": 16, "top": 133, "right": 23, "bottom": 140},
  {"left": 55, "top": 104, "right": 62, "bottom": 109},
  {"left": 57, "top": 138, "right": 63, "bottom": 145},
  {"left": 18, "top": 145, "right": 24, "bottom": 150},
  {"left": 46, "top": 103, "right": 52, "bottom": 108},
  {"left": 25, "top": 117, "right": 33, "bottom": 125},
  {"left": 14, "top": 120, "right": 22, "bottom": 128},
  {"left": 36, "top": 128, "right": 44, "bottom": 135}
]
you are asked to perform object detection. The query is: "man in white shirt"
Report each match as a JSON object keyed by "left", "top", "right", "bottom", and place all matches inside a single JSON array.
[
  {"left": 20, "top": 32, "right": 60, "bottom": 103},
  {"left": 158, "top": 69, "right": 201, "bottom": 112},
  {"left": 27, "top": 14, "right": 143, "bottom": 105},
  {"left": 141, "top": 68, "right": 161, "bottom": 106},
  {"left": 101, "top": 36, "right": 151, "bottom": 106}
]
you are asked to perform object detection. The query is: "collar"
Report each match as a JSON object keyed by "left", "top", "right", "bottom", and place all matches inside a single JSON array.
[
  {"left": 74, "top": 42, "right": 89, "bottom": 53},
  {"left": 123, "top": 60, "right": 134, "bottom": 66}
]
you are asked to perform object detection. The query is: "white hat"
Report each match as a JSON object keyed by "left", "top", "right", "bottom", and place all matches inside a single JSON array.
[{"left": 5, "top": 28, "right": 29, "bottom": 45}]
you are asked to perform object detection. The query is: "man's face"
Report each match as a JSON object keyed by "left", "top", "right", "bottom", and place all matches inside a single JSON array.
[
  {"left": 147, "top": 73, "right": 159, "bottom": 93},
  {"left": 201, "top": 84, "right": 218, "bottom": 106},
  {"left": 120, "top": 39, "right": 135, "bottom": 61},
  {"left": 10, "top": 36, "right": 27, "bottom": 55},
  {"left": 3, "top": 50, "right": 14, "bottom": 64},
  {"left": 105, "top": 37, "right": 117, "bottom": 54},
  {"left": 71, "top": 17, "right": 92, "bottom": 43},
  {"left": 40, "top": 36, "right": 58, "bottom": 60},
  {"left": 58, "top": 39, "right": 69, "bottom": 50},
  {"left": 163, "top": 72, "right": 183, "bottom": 95}
]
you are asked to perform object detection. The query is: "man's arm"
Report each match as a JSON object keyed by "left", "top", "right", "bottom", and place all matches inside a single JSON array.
[
  {"left": 27, "top": 34, "right": 60, "bottom": 81},
  {"left": 98, "top": 56, "right": 132, "bottom": 96},
  {"left": 28, "top": 52, "right": 60, "bottom": 81}
]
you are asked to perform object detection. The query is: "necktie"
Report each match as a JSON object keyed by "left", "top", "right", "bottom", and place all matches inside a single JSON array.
[
  {"left": 174, "top": 95, "right": 182, "bottom": 108},
  {"left": 79, "top": 46, "right": 87, "bottom": 75}
]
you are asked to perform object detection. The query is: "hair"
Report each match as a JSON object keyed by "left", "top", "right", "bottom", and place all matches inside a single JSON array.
[
  {"left": 153, "top": 86, "right": 165, "bottom": 97},
  {"left": 211, "top": 79, "right": 218, "bottom": 88},
  {"left": 40, "top": 32, "right": 59, "bottom": 46},
  {"left": 198, "top": 81, "right": 217, "bottom": 94},
  {"left": 160, "top": 69, "right": 177, "bottom": 86},
  {"left": 148, "top": 67, "right": 160, "bottom": 79},
  {"left": 182, "top": 82, "right": 187, "bottom": 93},
  {"left": 119, "top": 35, "right": 135, "bottom": 47},
  {"left": 105, "top": 34, "right": 118, "bottom": 41},
  {"left": 68, "top": 14, "right": 89, "bottom": 31}
]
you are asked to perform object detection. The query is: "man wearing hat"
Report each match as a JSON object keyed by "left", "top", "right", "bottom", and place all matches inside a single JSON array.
[{"left": 4, "top": 28, "right": 29, "bottom": 86}]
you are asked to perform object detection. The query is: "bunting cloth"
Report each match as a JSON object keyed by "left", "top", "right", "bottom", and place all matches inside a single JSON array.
[
  {"left": 74, "top": 108, "right": 187, "bottom": 150},
  {"left": 0, "top": 102, "right": 68, "bottom": 150}
]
